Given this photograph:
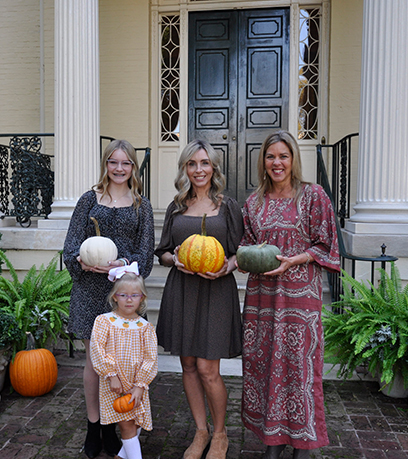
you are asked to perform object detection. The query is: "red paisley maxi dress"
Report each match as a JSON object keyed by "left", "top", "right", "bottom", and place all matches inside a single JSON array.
[{"left": 241, "top": 184, "right": 340, "bottom": 450}]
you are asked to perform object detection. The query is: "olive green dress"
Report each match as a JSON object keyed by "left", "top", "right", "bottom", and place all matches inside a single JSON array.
[{"left": 154, "top": 197, "right": 244, "bottom": 359}]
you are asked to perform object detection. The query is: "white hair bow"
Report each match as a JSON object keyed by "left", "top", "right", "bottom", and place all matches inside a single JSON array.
[{"left": 108, "top": 261, "right": 140, "bottom": 282}]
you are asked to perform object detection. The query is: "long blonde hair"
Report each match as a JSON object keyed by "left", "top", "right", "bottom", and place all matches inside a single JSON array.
[
  {"left": 93, "top": 139, "right": 143, "bottom": 208},
  {"left": 173, "top": 139, "right": 226, "bottom": 214},
  {"left": 107, "top": 273, "right": 148, "bottom": 317},
  {"left": 256, "top": 130, "right": 307, "bottom": 205}
]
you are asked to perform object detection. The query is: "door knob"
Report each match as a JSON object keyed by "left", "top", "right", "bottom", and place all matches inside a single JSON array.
[
  {"left": 232, "top": 136, "right": 236, "bottom": 141},
  {"left": 222, "top": 134, "right": 227, "bottom": 139}
]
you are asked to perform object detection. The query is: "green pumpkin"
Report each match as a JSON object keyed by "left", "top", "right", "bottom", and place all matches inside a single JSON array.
[{"left": 236, "top": 242, "right": 281, "bottom": 273}]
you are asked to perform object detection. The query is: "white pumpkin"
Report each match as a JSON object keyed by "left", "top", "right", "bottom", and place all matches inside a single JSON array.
[{"left": 79, "top": 217, "right": 118, "bottom": 267}]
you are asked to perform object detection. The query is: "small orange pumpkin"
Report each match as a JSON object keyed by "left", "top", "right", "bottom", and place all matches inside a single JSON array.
[
  {"left": 178, "top": 213, "right": 225, "bottom": 274},
  {"left": 113, "top": 393, "right": 135, "bottom": 413},
  {"left": 9, "top": 332, "right": 58, "bottom": 397}
]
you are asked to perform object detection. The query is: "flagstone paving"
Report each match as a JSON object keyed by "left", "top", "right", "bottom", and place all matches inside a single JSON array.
[{"left": 1, "top": 352, "right": 408, "bottom": 458}]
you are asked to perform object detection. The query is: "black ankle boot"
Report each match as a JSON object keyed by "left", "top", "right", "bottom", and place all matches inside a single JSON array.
[
  {"left": 293, "top": 448, "right": 310, "bottom": 459},
  {"left": 101, "top": 423, "right": 122, "bottom": 456},
  {"left": 264, "top": 444, "right": 286, "bottom": 459},
  {"left": 84, "top": 419, "right": 102, "bottom": 459}
]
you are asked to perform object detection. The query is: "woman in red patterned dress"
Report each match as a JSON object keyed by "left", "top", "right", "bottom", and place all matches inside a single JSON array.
[{"left": 238, "top": 130, "right": 340, "bottom": 459}]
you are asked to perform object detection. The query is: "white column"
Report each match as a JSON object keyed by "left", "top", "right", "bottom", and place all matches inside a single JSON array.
[
  {"left": 40, "top": 0, "right": 100, "bottom": 228},
  {"left": 345, "top": 0, "right": 408, "bottom": 265},
  {"left": 350, "top": 0, "right": 408, "bottom": 224}
]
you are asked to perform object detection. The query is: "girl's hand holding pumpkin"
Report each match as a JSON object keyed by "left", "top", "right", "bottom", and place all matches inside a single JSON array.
[
  {"left": 77, "top": 255, "right": 94, "bottom": 272},
  {"left": 77, "top": 256, "right": 124, "bottom": 274},
  {"left": 91, "top": 259, "right": 127, "bottom": 273},
  {"left": 129, "top": 386, "right": 144, "bottom": 408},
  {"left": 109, "top": 375, "right": 123, "bottom": 394}
]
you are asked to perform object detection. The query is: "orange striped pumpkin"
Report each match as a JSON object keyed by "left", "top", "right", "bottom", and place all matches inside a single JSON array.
[
  {"left": 10, "top": 333, "right": 58, "bottom": 397},
  {"left": 178, "top": 214, "right": 225, "bottom": 274}
]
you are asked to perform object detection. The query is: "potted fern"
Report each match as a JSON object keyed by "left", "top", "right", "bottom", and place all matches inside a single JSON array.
[
  {"left": 0, "top": 312, "right": 24, "bottom": 394},
  {"left": 0, "top": 250, "right": 73, "bottom": 358},
  {"left": 323, "top": 263, "right": 408, "bottom": 398}
]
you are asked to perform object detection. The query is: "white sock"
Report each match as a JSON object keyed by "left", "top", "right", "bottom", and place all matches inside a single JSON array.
[
  {"left": 118, "top": 446, "right": 127, "bottom": 459},
  {"left": 117, "top": 429, "right": 141, "bottom": 458},
  {"left": 122, "top": 435, "right": 142, "bottom": 459}
]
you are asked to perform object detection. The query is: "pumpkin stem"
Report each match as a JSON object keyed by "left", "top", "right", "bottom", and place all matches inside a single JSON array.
[
  {"left": 90, "top": 217, "right": 101, "bottom": 237},
  {"left": 259, "top": 241, "right": 267, "bottom": 248},
  {"left": 201, "top": 213, "right": 207, "bottom": 237},
  {"left": 26, "top": 332, "right": 36, "bottom": 351}
]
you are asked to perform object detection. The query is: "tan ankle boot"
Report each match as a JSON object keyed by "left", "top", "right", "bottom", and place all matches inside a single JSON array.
[
  {"left": 183, "top": 424, "right": 211, "bottom": 459},
  {"left": 206, "top": 428, "right": 228, "bottom": 459}
]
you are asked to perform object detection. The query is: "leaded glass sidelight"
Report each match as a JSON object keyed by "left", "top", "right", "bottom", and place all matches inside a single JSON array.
[
  {"left": 161, "top": 15, "right": 180, "bottom": 142},
  {"left": 298, "top": 8, "right": 320, "bottom": 140}
]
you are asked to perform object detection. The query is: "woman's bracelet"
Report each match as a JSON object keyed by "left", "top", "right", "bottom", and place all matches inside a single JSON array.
[
  {"left": 305, "top": 252, "right": 311, "bottom": 265},
  {"left": 118, "top": 258, "right": 129, "bottom": 266}
]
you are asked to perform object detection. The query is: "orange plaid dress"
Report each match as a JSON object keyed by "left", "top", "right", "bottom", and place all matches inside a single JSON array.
[{"left": 90, "top": 312, "right": 158, "bottom": 429}]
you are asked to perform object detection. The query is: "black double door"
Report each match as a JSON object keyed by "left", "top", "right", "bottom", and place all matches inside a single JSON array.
[{"left": 188, "top": 8, "right": 290, "bottom": 205}]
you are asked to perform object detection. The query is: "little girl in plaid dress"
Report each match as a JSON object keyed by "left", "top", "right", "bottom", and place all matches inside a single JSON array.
[{"left": 90, "top": 262, "right": 158, "bottom": 459}]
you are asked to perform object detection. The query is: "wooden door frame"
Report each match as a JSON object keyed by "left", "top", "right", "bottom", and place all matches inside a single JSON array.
[{"left": 149, "top": 0, "right": 330, "bottom": 210}]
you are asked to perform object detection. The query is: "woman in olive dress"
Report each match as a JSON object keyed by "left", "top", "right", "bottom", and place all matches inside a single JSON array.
[{"left": 155, "top": 139, "right": 244, "bottom": 459}]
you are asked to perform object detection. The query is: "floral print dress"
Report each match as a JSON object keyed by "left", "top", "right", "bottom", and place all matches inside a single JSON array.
[{"left": 241, "top": 184, "right": 340, "bottom": 449}]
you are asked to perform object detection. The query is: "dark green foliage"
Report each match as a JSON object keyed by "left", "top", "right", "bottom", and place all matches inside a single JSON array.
[
  {"left": 0, "top": 312, "right": 24, "bottom": 349},
  {"left": 323, "top": 263, "right": 408, "bottom": 389},
  {"left": 0, "top": 250, "right": 72, "bottom": 356},
  {"left": 0, "top": 232, "right": 2, "bottom": 274}
]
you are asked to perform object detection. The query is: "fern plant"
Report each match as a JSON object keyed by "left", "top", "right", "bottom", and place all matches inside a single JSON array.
[
  {"left": 323, "top": 262, "right": 408, "bottom": 390},
  {"left": 0, "top": 249, "right": 72, "bottom": 356},
  {"left": 0, "top": 232, "right": 3, "bottom": 274}
]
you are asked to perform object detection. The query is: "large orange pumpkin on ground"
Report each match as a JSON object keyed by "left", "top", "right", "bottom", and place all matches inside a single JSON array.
[
  {"left": 178, "top": 213, "right": 225, "bottom": 274},
  {"left": 113, "top": 393, "right": 135, "bottom": 413},
  {"left": 10, "top": 333, "right": 58, "bottom": 397}
]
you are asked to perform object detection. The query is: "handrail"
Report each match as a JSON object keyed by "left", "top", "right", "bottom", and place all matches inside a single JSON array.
[
  {"left": 0, "top": 134, "right": 55, "bottom": 226},
  {"left": 0, "top": 133, "right": 55, "bottom": 138},
  {"left": 0, "top": 134, "right": 151, "bottom": 227},
  {"left": 316, "top": 135, "right": 397, "bottom": 302}
]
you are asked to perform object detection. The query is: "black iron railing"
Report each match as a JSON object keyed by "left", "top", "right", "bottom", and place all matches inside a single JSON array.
[
  {"left": 316, "top": 133, "right": 398, "bottom": 303},
  {"left": 0, "top": 134, "right": 55, "bottom": 227},
  {"left": 0, "top": 134, "right": 151, "bottom": 227}
]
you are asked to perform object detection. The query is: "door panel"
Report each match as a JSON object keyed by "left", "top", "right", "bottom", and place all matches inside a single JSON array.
[
  {"left": 189, "top": 11, "right": 237, "bottom": 196},
  {"left": 189, "top": 8, "right": 289, "bottom": 205}
]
